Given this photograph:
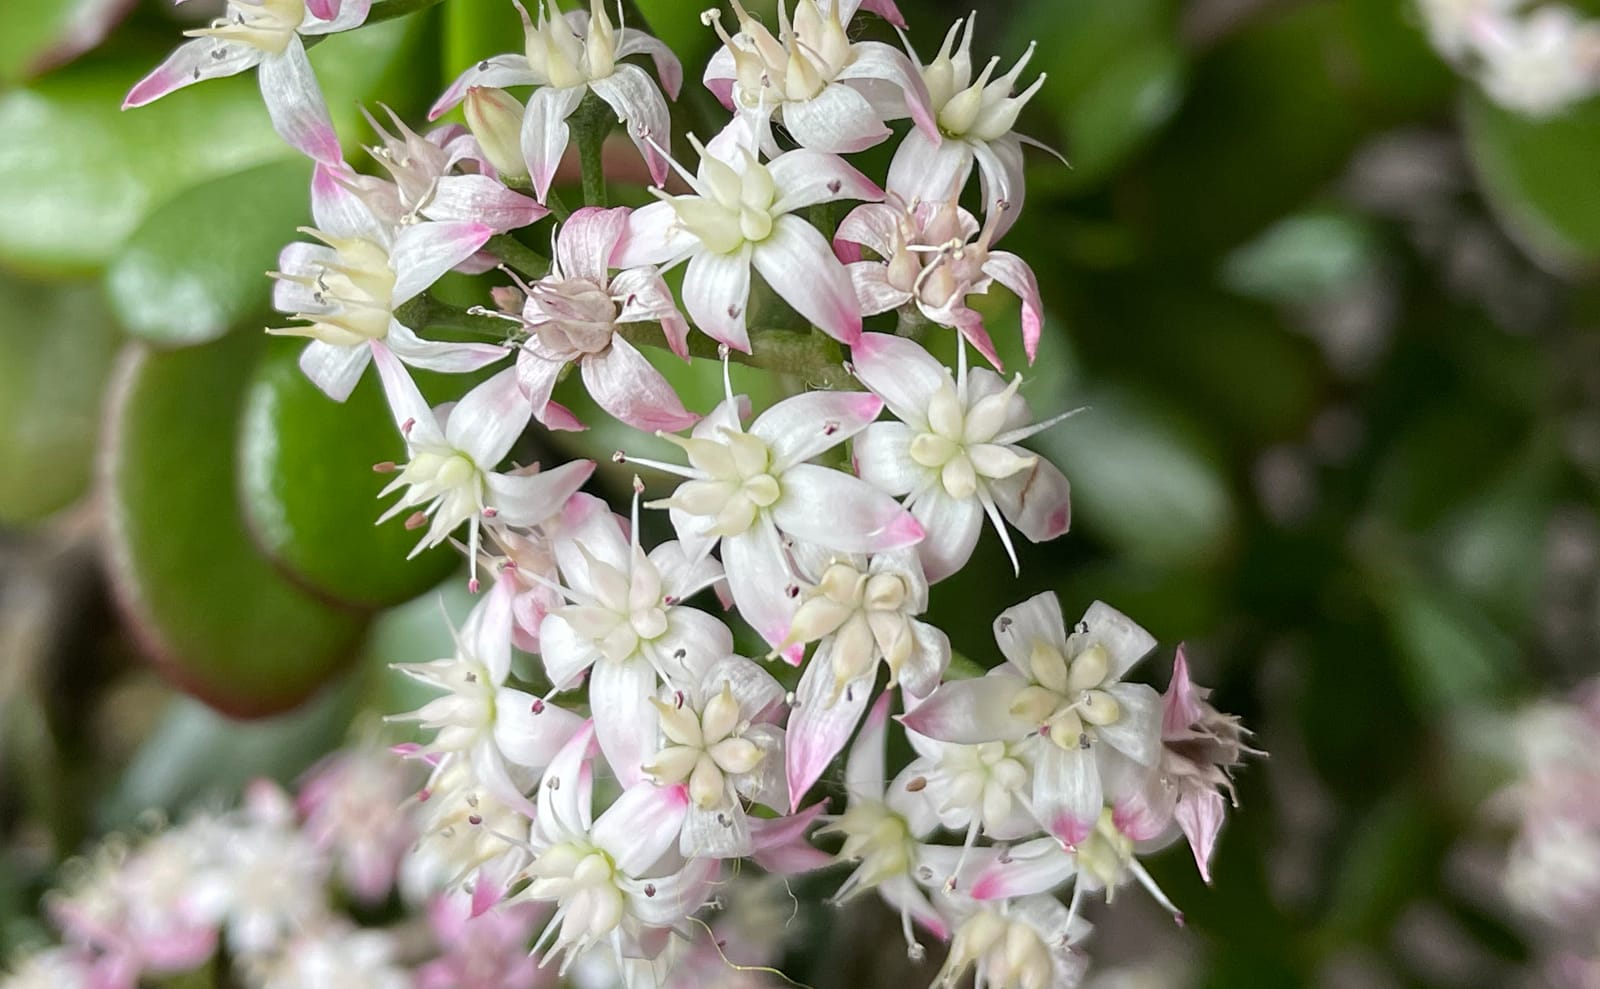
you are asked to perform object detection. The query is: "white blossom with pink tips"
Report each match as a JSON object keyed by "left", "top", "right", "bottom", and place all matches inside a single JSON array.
[
  {"left": 390, "top": 575, "right": 587, "bottom": 818},
  {"left": 625, "top": 376, "right": 923, "bottom": 662},
  {"left": 369, "top": 343, "right": 596, "bottom": 570},
  {"left": 836, "top": 198, "right": 1044, "bottom": 367},
  {"left": 886, "top": 15, "right": 1056, "bottom": 239},
  {"left": 643, "top": 655, "right": 788, "bottom": 859},
  {"left": 781, "top": 546, "right": 949, "bottom": 806},
  {"left": 902, "top": 594, "right": 1163, "bottom": 851},
  {"left": 429, "top": 0, "right": 682, "bottom": 203},
  {"left": 513, "top": 205, "right": 698, "bottom": 433},
  {"left": 849, "top": 333, "right": 1070, "bottom": 581},
  {"left": 123, "top": 0, "right": 368, "bottom": 163},
  {"left": 612, "top": 126, "right": 881, "bottom": 351},
  {"left": 701, "top": 0, "right": 937, "bottom": 155},
  {"left": 537, "top": 485, "right": 732, "bottom": 786},
  {"left": 271, "top": 166, "right": 508, "bottom": 402},
  {"left": 510, "top": 724, "right": 717, "bottom": 974}
]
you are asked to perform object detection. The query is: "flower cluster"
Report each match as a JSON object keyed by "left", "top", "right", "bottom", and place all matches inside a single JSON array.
[
  {"left": 112, "top": 1, "right": 1260, "bottom": 985},
  {"left": 1419, "top": 0, "right": 1600, "bottom": 117}
]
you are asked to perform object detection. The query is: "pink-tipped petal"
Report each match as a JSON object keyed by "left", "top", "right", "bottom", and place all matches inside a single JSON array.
[
  {"left": 968, "top": 836, "right": 1076, "bottom": 900},
  {"left": 1162, "top": 645, "right": 1209, "bottom": 736},
  {"left": 611, "top": 266, "right": 690, "bottom": 359},
  {"left": 836, "top": 41, "right": 937, "bottom": 140},
  {"left": 1175, "top": 789, "right": 1227, "bottom": 884},
  {"left": 849, "top": 332, "right": 950, "bottom": 425},
  {"left": 520, "top": 84, "right": 585, "bottom": 203},
  {"left": 588, "top": 658, "right": 659, "bottom": 789},
  {"left": 592, "top": 782, "right": 689, "bottom": 874},
  {"left": 556, "top": 206, "right": 629, "bottom": 283},
  {"left": 369, "top": 341, "right": 446, "bottom": 446},
  {"left": 983, "top": 251, "right": 1044, "bottom": 362},
  {"left": 428, "top": 174, "right": 548, "bottom": 232},
  {"left": 389, "top": 221, "right": 495, "bottom": 306},
  {"left": 771, "top": 464, "right": 921, "bottom": 554},
  {"left": 768, "top": 151, "right": 885, "bottom": 215},
  {"left": 720, "top": 520, "right": 800, "bottom": 660},
  {"left": 844, "top": 691, "right": 893, "bottom": 803},
  {"left": 487, "top": 459, "right": 597, "bottom": 527},
  {"left": 750, "top": 389, "right": 881, "bottom": 469},
  {"left": 537, "top": 723, "right": 597, "bottom": 840},
  {"left": 909, "top": 487, "right": 984, "bottom": 583},
  {"left": 751, "top": 216, "right": 861, "bottom": 344},
  {"left": 1034, "top": 741, "right": 1102, "bottom": 847},
  {"left": 430, "top": 55, "right": 541, "bottom": 120},
  {"left": 462, "top": 573, "right": 515, "bottom": 681},
  {"left": 990, "top": 454, "right": 1071, "bottom": 544},
  {"left": 581, "top": 337, "right": 700, "bottom": 433},
  {"left": 443, "top": 366, "right": 534, "bottom": 468},
  {"left": 612, "top": 200, "right": 697, "bottom": 268},
  {"left": 257, "top": 40, "right": 342, "bottom": 164},
  {"left": 899, "top": 673, "right": 1030, "bottom": 744},
  {"left": 785, "top": 642, "right": 872, "bottom": 809},
  {"left": 616, "top": 28, "right": 684, "bottom": 100},
  {"left": 589, "top": 63, "right": 672, "bottom": 187},
  {"left": 123, "top": 39, "right": 260, "bottom": 108}
]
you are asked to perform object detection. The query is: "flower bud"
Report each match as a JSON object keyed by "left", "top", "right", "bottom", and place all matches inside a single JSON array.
[{"left": 464, "top": 87, "right": 528, "bottom": 181}]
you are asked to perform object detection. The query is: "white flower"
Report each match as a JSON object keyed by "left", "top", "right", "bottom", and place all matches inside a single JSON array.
[
  {"left": 902, "top": 594, "right": 1163, "bottom": 848},
  {"left": 850, "top": 333, "right": 1071, "bottom": 581},
  {"left": 643, "top": 655, "right": 788, "bottom": 858},
  {"left": 701, "top": 0, "right": 936, "bottom": 154},
  {"left": 1469, "top": 6, "right": 1600, "bottom": 117},
  {"left": 248, "top": 927, "right": 411, "bottom": 989},
  {"left": 933, "top": 895, "right": 1091, "bottom": 989}
]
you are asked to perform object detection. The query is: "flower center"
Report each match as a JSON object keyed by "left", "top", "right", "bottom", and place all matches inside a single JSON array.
[
  {"left": 526, "top": 279, "right": 619, "bottom": 358},
  {"left": 555, "top": 548, "right": 670, "bottom": 664},
  {"left": 654, "top": 428, "right": 780, "bottom": 537},
  {"left": 522, "top": 0, "right": 618, "bottom": 87},
  {"left": 708, "top": 0, "right": 853, "bottom": 105},
  {"left": 1008, "top": 641, "right": 1122, "bottom": 750},
  {"left": 823, "top": 802, "right": 915, "bottom": 889},
  {"left": 908, "top": 380, "right": 1035, "bottom": 500},
  {"left": 659, "top": 142, "right": 778, "bottom": 254},
  {"left": 271, "top": 228, "right": 397, "bottom": 348},
  {"left": 645, "top": 684, "right": 764, "bottom": 808},
  {"left": 936, "top": 741, "right": 1029, "bottom": 829},
  {"left": 186, "top": 0, "right": 307, "bottom": 56},
  {"left": 525, "top": 842, "right": 626, "bottom": 946},
  {"left": 938, "top": 909, "right": 1056, "bottom": 989}
]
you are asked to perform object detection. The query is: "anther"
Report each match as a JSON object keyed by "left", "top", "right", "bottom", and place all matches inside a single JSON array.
[{"left": 404, "top": 511, "right": 428, "bottom": 530}]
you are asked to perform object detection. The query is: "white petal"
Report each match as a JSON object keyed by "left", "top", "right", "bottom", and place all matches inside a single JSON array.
[
  {"left": 897, "top": 672, "right": 1030, "bottom": 744},
  {"left": 463, "top": 574, "right": 515, "bottom": 681},
  {"left": 720, "top": 520, "right": 799, "bottom": 658},
  {"left": 967, "top": 836, "right": 1077, "bottom": 900},
  {"left": 849, "top": 332, "right": 947, "bottom": 426},
  {"left": 444, "top": 366, "right": 533, "bottom": 468},
  {"left": 885, "top": 128, "right": 971, "bottom": 204},
  {"left": 612, "top": 200, "right": 697, "bottom": 268},
  {"left": 580, "top": 337, "right": 699, "bottom": 433},
  {"left": 615, "top": 28, "right": 684, "bottom": 99},
  {"left": 297, "top": 340, "right": 371, "bottom": 403},
  {"left": 778, "top": 84, "right": 890, "bottom": 153},
  {"left": 520, "top": 84, "right": 585, "bottom": 203},
  {"left": 493, "top": 687, "right": 585, "bottom": 769},
  {"left": 751, "top": 216, "right": 860, "bottom": 344},
  {"left": 257, "top": 40, "right": 341, "bottom": 164},
  {"left": 750, "top": 389, "right": 881, "bottom": 470},
  {"left": 845, "top": 692, "right": 892, "bottom": 804},
  {"left": 652, "top": 607, "right": 734, "bottom": 683},
  {"left": 1080, "top": 600, "right": 1157, "bottom": 681},
  {"left": 1096, "top": 683, "right": 1163, "bottom": 766},
  {"left": 851, "top": 422, "right": 921, "bottom": 497},
  {"left": 389, "top": 221, "right": 494, "bottom": 306},
  {"left": 834, "top": 202, "right": 904, "bottom": 261},
  {"left": 909, "top": 487, "right": 982, "bottom": 583},
  {"left": 992, "top": 590, "right": 1069, "bottom": 673},
  {"left": 537, "top": 613, "right": 601, "bottom": 688},
  {"left": 700, "top": 655, "right": 785, "bottom": 721},
  {"left": 680, "top": 799, "right": 752, "bottom": 859},
  {"left": 592, "top": 782, "right": 689, "bottom": 874},
  {"left": 588, "top": 63, "right": 672, "bottom": 187},
  {"left": 771, "top": 464, "right": 923, "bottom": 554},
  {"left": 786, "top": 642, "right": 872, "bottom": 809},
  {"left": 589, "top": 658, "right": 660, "bottom": 788},
  {"left": 369, "top": 341, "right": 446, "bottom": 446},
  {"left": 486, "top": 459, "right": 596, "bottom": 527},
  {"left": 386, "top": 320, "right": 508, "bottom": 374},
  {"left": 426, "top": 174, "right": 547, "bottom": 232},
  {"left": 429, "top": 54, "right": 541, "bottom": 120},
  {"left": 682, "top": 245, "right": 754, "bottom": 353},
  {"left": 990, "top": 453, "right": 1071, "bottom": 545}
]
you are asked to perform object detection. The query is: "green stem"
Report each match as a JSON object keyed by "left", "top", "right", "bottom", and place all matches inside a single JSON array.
[
  {"left": 395, "top": 296, "right": 519, "bottom": 342},
  {"left": 573, "top": 92, "right": 613, "bottom": 207},
  {"left": 485, "top": 234, "right": 551, "bottom": 279},
  {"left": 365, "top": 0, "right": 449, "bottom": 26},
  {"left": 546, "top": 188, "right": 574, "bottom": 222}
]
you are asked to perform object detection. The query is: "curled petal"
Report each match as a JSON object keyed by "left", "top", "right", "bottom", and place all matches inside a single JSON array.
[
  {"left": 834, "top": 41, "right": 937, "bottom": 140},
  {"left": 611, "top": 266, "right": 690, "bottom": 359},
  {"left": 973, "top": 135, "right": 1027, "bottom": 240},
  {"left": 430, "top": 55, "right": 541, "bottom": 120},
  {"left": 885, "top": 128, "right": 970, "bottom": 205},
  {"left": 537, "top": 723, "right": 598, "bottom": 841},
  {"left": 1176, "top": 789, "right": 1228, "bottom": 884},
  {"left": 589, "top": 63, "right": 672, "bottom": 187},
  {"left": 982, "top": 251, "right": 1044, "bottom": 362},
  {"left": 616, "top": 28, "right": 684, "bottom": 100},
  {"left": 556, "top": 205, "right": 628, "bottom": 282},
  {"left": 848, "top": 262, "right": 913, "bottom": 316},
  {"left": 486, "top": 459, "right": 597, "bottom": 527}
]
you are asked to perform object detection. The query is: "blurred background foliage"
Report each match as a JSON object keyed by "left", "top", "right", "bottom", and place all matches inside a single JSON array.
[{"left": 3, "top": 0, "right": 1599, "bottom": 986}]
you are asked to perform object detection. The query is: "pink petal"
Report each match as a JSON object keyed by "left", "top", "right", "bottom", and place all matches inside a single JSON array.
[
  {"left": 849, "top": 332, "right": 948, "bottom": 425},
  {"left": 835, "top": 41, "right": 937, "bottom": 141},
  {"left": 520, "top": 84, "right": 585, "bottom": 203},
  {"left": 515, "top": 348, "right": 565, "bottom": 424},
  {"left": 556, "top": 206, "right": 629, "bottom": 283},
  {"left": 581, "top": 337, "right": 699, "bottom": 433},
  {"left": 616, "top": 28, "right": 684, "bottom": 100},
  {"left": 1162, "top": 645, "right": 1209, "bottom": 736},
  {"left": 989, "top": 454, "right": 1070, "bottom": 544},
  {"left": 443, "top": 366, "right": 533, "bottom": 468},
  {"left": 834, "top": 202, "right": 904, "bottom": 260},
  {"left": 589, "top": 63, "right": 672, "bottom": 187},
  {"left": 1175, "top": 789, "right": 1227, "bottom": 884},
  {"left": 786, "top": 641, "right": 872, "bottom": 809},
  {"left": 611, "top": 266, "right": 690, "bottom": 359},
  {"left": 592, "top": 782, "right": 689, "bottom": 874},
  {"left": 885, "top": 128, "right": 971, "bottom": 205},
  {"left": 306, "top": 0, "right": 339, "bottom": 19},
  {"left": 486, "top": 459, "right": 597, "bottom": 527},
  {"left": 301, "top": 0, "right": 370, "bottom": 33},
  {"left": 898, "top": 673, "right": 1030, "bottom": 744},
  {"left": 848, "top": 262, "right": 913, "bottom": 316},
  {"left": 257, "top": 40, "right": 341, "bottom": 164},
  {"left": 123, "top": 39, "right": 260, "bottom": 108},
  {"left": 389, "top": 221, "right": 495, "bottom": 306},
  {"left": 1033, "top": 742, "right": 1102, "bottom": 847},
  {"left": 751, "top": 216, "right": 860, "bottom": 344},
  {"left": 771, "top": 464, "right": 922, "bottom": 553},
  {"left": 768, "top": 151, "right": 885, "bottom": 215},
  {"left": 845, "top": 692, "right": 893, "bottom": 803},
  {"left": 968, "top": 836, "right": 1076, "bottom": 900},
  {"left": 750, "top": 389, "right": 881, "bottom": 469},
  {"left": 428, "top": 174, "right": 548, "bottom": 232},
  {"left": 682, "top": 244, "right": 754, "bottom": 352},
  {"left": 983, "top": 251, "right": 1043, "bottom": 362},
  {"left": 429, "top": 55, "right": 541, "bottom": 120},
  {"left": 779, "top": 83, "right": 891, "bottom": 154},
  {"left": 701, "top": 45, "right": 736, "bottom": 107},
  {"left": 857, "top": 0, "right": 906, "bottom": 26},
  {"left": 750, "top": 803, "right": 834, "bottom": 874}
]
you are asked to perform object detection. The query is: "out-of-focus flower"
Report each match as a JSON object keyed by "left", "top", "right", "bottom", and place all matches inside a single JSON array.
[
  {"left": 933, "top": 895, "right": 1091, "bottom": 989},
  {"left": 297, "top": 746, "right": 423, "bottom": 903},
  {"left": 417, "top": 892, "right": 553, "bottom": 989},
  {"left": 1467, "top": 6, "right": 1600, "bottom": 118}
]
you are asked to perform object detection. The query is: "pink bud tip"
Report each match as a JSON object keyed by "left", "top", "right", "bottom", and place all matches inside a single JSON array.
[{"left": 404, "top": 511, "right": 428, "bottom": 530}]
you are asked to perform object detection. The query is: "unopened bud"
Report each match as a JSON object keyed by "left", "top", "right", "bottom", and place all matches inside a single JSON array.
[{"left": 465, "top": 87, "right": 528, "bottom": 181}]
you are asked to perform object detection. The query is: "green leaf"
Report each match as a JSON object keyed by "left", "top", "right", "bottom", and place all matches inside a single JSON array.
[
  {"left": 0, "top": 275, "right": 120, "bottom": 524},
  {"left": 104, "top": 158, "right": 313, "bottom": 347},
  {"left": 0, "top": 3, "right": 72, "bottom": 83},
  {"left": 0, "top": 17, "right": 420, "bottom": 276},
  {"left": 1057, "top": 38, "right": 1185, "bottom": 187},
  {"left": 101, "top": 333, "right": 367, "bottom": 717},
  {"left": 1034, "top": 386, "right": 1236, "bottom": 567},
  {"left": 238, "top": 341, "right": 458, "bottom": 609},
  {"left": 1461, "top": 90, "right": 1600, "bottom": 271}
]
